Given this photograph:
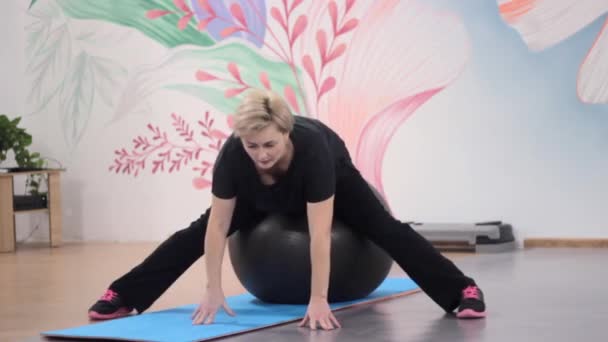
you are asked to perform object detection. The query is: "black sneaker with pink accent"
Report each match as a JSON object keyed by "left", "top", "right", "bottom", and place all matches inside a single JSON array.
[
  {"left": 456, "top": 285, "right": 486, "bottom": 319},
  {"left": 88, "top": 289, "right": 134, "bottom": 320}
]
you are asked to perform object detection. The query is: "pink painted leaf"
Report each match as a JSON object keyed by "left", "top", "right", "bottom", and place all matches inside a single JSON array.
[
  {"left": 578, "top": 17, "right": 608, "bottom": 104},
  {"left": 316, "top": 29, "right": 328, "bottom": 62},
  {"left": 226, "top": 115, "right": 235, "bottom": 129},
  {"left": 289, "top": 15, "right": 308, "bottom": 46},
  {"left": 227, "top": 62, "right": 244, "bottom": 84},
  {"left": 289, "top": 0, "right": 305, "bottom": 14},
  {"left": 326, "top": 44, "right": 346, "bottom": 63},
  {"left": 315, "top": 0, "right": 471, "bottom": 155},
  {"left": 174, "top": 0, "right": 191, "bottom": 13},
  {"left": 284, "top": 85, "right": 300, "bottom": 113},
  {"left": 146, "top": 9, "right": 172, "bottom": 19},
  {"left": 152, "top": 160, "right": 163, "bottom": 173},
  {"left": 169, "top": 160, "right": 180, "bottom": 172},
  {"left": 318, "top": 77, "right": 336, "bottom": 99},
  {"left": 195, "top": 70, "right": 217, "bottom": 81},
  {"left": 197, "top": 0, "right": 215, "bottom": 16},
  {"left": 355, "top": 89, "right": 441, "bottom": 197},
  {"left": 302, "top": 55, "right": 317, "bottom": 86},
  {"left": 345, "top": 0, "right": 355, "bottom": 14},
  {"left": 221, "top": 26, "right": 243, "bottom": 37},
  {"left": 337, "top": 18, "right": 359, "bottom": 36},
  {"left": 271, "top": 7, "right": 287, "bottom": 30},
  {"left": 225, "top": 87, "right": 247, "bottom": 98},
  {"left": 210, "top": 129, "right": 229, "bottom": 140},
  {"left": 193, "top": 177, "right": 212, "bottom": 190},
  {"left": 197, "top": 17, "right": 213, "bottom": 31},
  {"left": 110, "top": 110, "right": 230, "bottom": 182},
  {"left": 328, "top": 1, "right": 338, "bottom": 34},
  {"left": 230, "top": 3, "right": 248, "bottom": 28},
  {"left": 178, "top": 13, "right": 193, "bottom": 30},
  {"left": 259, "top": 72, "right": 271, "bottom": 89}
]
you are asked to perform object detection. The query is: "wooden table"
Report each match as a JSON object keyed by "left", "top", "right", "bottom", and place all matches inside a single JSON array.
[{"left": 0, "top": 169, "right": 64, "bottom": 252}]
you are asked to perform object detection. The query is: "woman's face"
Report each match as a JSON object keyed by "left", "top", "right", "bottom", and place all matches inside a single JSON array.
[{"left": 240, "top": 124, "right": 290, "bottom": 171}]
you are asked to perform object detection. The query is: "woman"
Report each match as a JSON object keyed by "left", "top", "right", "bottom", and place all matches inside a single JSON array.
[{"left": 88, "top": 89, "right": 486, "bottom": 330}]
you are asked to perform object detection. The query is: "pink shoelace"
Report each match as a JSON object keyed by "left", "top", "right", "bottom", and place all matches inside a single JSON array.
[
  {"left": 462, "top": 286, "right": 480, "bottom": 299},
  {"left": 100, "top": 289, "right": 119, "bottom": 302}
]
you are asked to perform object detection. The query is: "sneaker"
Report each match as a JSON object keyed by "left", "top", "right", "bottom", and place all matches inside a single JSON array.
[
  {"left": 88, "top": 289, "right": 134, "bottom": 320},
  {"left": 456, "top": 285, "right": 486, "bottom": 319}
]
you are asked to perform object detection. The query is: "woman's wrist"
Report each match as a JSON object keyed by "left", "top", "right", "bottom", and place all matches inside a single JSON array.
[
  {"left": 309, "top": 293, "right": 328, "bottom": 301},
  {"left": 205, "top": 279, "right": 222, "bottom": 291}
]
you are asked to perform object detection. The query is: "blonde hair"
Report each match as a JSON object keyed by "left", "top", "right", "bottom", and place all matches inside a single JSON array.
[{"left": 233, "top": 88, "right": 294, "bottom": 137}]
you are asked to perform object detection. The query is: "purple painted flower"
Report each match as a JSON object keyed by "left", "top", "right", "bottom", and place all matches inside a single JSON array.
[{"left": 191, "top": 0, "right": 267, "bottom": 47}]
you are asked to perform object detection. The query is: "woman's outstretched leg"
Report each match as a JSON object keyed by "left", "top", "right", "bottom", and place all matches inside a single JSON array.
[
  {"left": 88, "top": 202, "right": 263, "bottom": 319},
  {"left": 333, "top": 164, "right": 486, "bottom": 318}
]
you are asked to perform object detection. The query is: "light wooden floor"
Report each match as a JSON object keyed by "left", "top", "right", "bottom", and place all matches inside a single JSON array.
[
  {"left": 0, "top": 242, "right": 465, "bottom": 341},
  {"left": 0, "top": 242, "right": 246, "bottom": 341}
]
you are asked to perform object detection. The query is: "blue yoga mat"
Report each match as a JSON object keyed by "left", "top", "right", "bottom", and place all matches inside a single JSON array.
[{"left": 43, "top": 278, "right": 419, "bottom": 342}]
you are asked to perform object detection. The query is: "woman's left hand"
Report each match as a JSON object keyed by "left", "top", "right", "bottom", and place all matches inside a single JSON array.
[{"left": 298, "top": 296, "right": 341, "bottom": 330}]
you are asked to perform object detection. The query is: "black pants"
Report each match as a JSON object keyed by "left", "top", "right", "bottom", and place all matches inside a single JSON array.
[{"left": 110, "top": 165, "right": 475, "bottom": 313}]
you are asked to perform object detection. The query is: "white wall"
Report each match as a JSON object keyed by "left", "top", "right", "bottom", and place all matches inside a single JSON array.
[
  {"left": 0, "top": 1, "right": 43, "bottom": 243},
  {"left": 1, "top": 1, "right": 25, "bottom": 115},
  {"left": 4, "top": 0, "right": 606, "bottom": 246},
  {"left": 383, "top": 68, "right": 608, "bottom": 239}
]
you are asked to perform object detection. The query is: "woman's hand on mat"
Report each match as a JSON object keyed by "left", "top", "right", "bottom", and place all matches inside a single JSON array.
[
  {"left": 191, "top": 289, "right": 235, "bottom": 325},
  {"left": 299, "top": 296, "right": 341, "bottom": 330}
]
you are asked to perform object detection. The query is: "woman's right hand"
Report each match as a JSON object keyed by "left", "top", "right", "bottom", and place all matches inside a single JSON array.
[{"left": 191, "top": 288, "right": 236, "bottom": 325}]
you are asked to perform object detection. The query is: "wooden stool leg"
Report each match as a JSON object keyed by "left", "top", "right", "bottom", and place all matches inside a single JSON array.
[
  {"left": 48, "top": 172, "right": 62, "bottom": 247},
  {"left": 0, "top": 176, "right": 16, "bottom": 252}
]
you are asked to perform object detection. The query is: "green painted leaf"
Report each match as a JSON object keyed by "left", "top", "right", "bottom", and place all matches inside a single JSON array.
[
  {"left": 163, "top": 42, "right": 305, "bottom": 115},
  {"left": 167, "top": 86, "right": 235, "bottom": 114},
  {"left": 26, "top": 24, "right": 71, "bottom": 115},
  {"left": 26, "top": 1, "right": 62, "bottom": 61},
  {"left": 90, "top": 56, "right": 128, "bottom": 106},
  {"left": 112, "top": 42, "right": 305, "bottom": 122},
  {"left": 26, "top": 18, "right": 51, "bottom": 59},
  {"left": 56, "top": 0, "right": 214, "bottom": 48},
  {"left": 60, "top": 52, "right": 95, "bottom": 147},
  {"left": 29, "top": 0, "right": 38, "bottom": 9}
]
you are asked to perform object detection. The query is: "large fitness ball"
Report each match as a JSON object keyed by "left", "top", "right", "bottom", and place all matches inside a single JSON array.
[{"left": 228, "top": 194, "right": 393, "bottom": 304}]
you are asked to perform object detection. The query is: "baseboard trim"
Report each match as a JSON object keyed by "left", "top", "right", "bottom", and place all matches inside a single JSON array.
[{"left": 524, "top": 238, "right": 608, "bottom": 248}]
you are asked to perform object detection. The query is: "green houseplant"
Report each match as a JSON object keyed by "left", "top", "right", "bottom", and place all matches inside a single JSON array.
[{"left": 0, "top": 114, "right": 48, "bottom": 204}]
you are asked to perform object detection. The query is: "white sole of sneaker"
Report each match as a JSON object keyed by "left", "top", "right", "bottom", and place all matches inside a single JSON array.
[{"left": 456, "top": 309, "right": 486, "bottom": 319}]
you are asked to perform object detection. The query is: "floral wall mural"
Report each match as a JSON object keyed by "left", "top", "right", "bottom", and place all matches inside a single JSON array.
[
  {"left": 21, "top": 0, "right": 608, "bottom": 240},
  {"left": 496, "top": 0, "right": 608, "bottom": 104},
  {"left": 26, "top": 0, "right": 472, "bottom": 197}
]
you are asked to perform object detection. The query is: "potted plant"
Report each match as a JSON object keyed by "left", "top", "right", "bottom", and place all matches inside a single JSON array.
[{"left": 0, "top": 114, "right": 48, "bottom": 209}]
